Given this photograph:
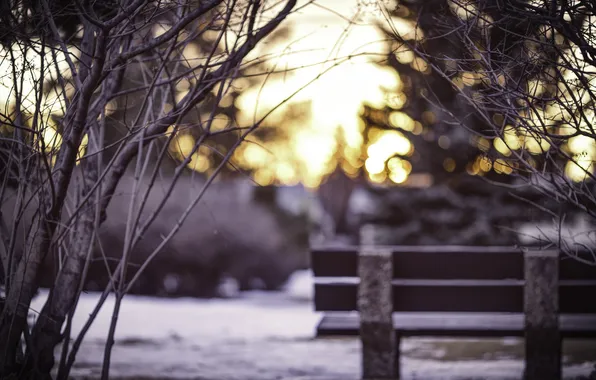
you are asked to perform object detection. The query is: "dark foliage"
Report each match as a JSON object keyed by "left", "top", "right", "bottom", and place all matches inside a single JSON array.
[{"left": 0, "top": 0, "right": 118, "bottom": 45}]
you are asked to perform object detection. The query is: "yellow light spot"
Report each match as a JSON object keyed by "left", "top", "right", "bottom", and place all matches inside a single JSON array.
[
  {"left": 503, "top": 126, "right": 521, "bottom": 150},
  {"left": 44, "top": 84, "right": 75, "bottom": 116},
  {"left": 443, "top": 158, "right": 456, "bottom": 172},
  {"left": 387, "top": 157, "right": 407, "bottom": 172},
  {"left": 412, "top": 121, "right": 423, "bottom": 135},
  {"left": 524, "top": 135, "right": 551, "bottom": 154},
  {"left": 175, "top": 89, "right": 189, "bottom": 103},
  {"left": 558, "top": 124, "right": 576, "bottom": 136},
  {"left": 462, "top": 72, "right": 478, "bottom": 87},
  {"left": 476, "top": 137, "right": 491, "bottom": 152},
  {"left": 453, "top": 77, "right": 465, "bottom": 90},
  {"left": 368, "top": 130, "right": 412, "bottom": 158},
  {"left": 104, "top": 100, "right": 118, "bottom": 116},
  {"left": 176, "top": 79, "right": 191, "bottom": 92},
  {"left": 493, "top": 158, "right": 513, "bottom": 174},
  {"left": 42, "top": 127, "right": 62, "bottom": 153},
  {"left": 565, "top": 158, "right": 593, "bottom": 182},
  {"left": 276, "top": 162, "right": 297, "bottom": 185},
  {"left": 243, "top": 144, "right": 269, "bottom": 167},
  {"left": 387, "top": 92, "right": 407, "bottom": 110},
  {"left": 478, "top": 156, "right": 492, "bottom": 172},
  {"left": 220, "top": 94, "right": 234, "bottom": 108},
  {"left": 568, "top": 135, "right": 595, "bottom": 155},
  {"left": 166, "top": 125, "right": 177, "bottom": 136},
  {"left": 438, "top": 135, "right": 450, "bottom": 149},
  {"left": 182, "top": 43, "right": 201, "bottom": 66},
  {"left": 77, "top": 133, "right": 88, "bottom": 161},
  {"left": 422, "top": 111, "right": 436, "bottom": 124},
  {"left": 365, "top": 157, "right": 385, "bottom": 175},
  {"left": 210, "top": 114, "right": 230, "bottom": 131},
  {"left": 388, "top": 111, "right": 415, "bottom": 131},
  {"left": 368, "top": 171, "right": 387, "bottom": 184},
  {"left": 341, "top": 160, "right": 360, "bottom": 176},
  {"left": 450, "top": 0, "right": 479, "bottom": 20},
  {"left": 466, "top": 162, "right": 479, "bottom": 175},
  {"left": 303, "top": 176, "right": 321, "bottom": 189},
  {"left": 189, "top": 153, "right": 210, "bottom": 172},
  {"left": 497, "top": 74, "right": 506, "bottom": 86},
  {"left": 395, "top": 49, "right": 415, "bottom": 64},
  {"left": 342, "top": 146, "right": 360, "bottom": 166},
  {"left": 172, "top": 134, "right": 195, "bottom": 158},
  {"left": 527, "top": 79, "right": 547, "bottom": 97},
  {"left": 254, "top": 169, "right": 274, "bottom": 186},
  {"left": 411, "top": 57, "right": 429, "bottom": 73},
  {"left": 153, "top": 24, "right": 169, "bottom": 38},
  {"left": 389, "top": 169, "right": 408, "bottom": 184},
  {"left": 494, "top": 137, "right": 511, "bottom": 156},
  {"left": 389, "top": 17, "right": 425, "bottom": 41}
]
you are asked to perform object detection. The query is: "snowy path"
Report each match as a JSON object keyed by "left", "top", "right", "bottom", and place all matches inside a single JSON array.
[{"left": 29, "top": 271, "right": 595, "bottom": 380}]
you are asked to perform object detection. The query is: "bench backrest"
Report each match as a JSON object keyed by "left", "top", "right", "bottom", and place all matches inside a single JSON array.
[{"left": 311, "top": 246, "right": 596, "bottom": 314}]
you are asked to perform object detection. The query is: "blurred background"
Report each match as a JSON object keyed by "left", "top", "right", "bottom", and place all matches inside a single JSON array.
[{"left": 2, "top": 0, "right": 595, "bottom": 299}]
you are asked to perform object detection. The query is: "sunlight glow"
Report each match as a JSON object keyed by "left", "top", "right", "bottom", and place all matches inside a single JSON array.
[
  {"left": 0, "top": 41, "right": 81, "bottom": 166},
  {"left": 365, "top": 129, "right": 412, "bottom": 184},
  {"left": 230, "top": 0, "right": 408, "bottom": 187}
]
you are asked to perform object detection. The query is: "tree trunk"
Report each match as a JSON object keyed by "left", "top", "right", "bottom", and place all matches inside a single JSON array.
[
  {"left": 0, "top": 218, "right": 50, "bottom": 376},
  {"left": 27, "top": 202, "right": 96, "bottom": 377}
]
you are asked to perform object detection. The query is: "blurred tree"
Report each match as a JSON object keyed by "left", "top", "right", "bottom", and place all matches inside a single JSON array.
[
  {"left": 380, "top": 0, "right": 595, "bottom": 255},
  {"left": 360, "top": 1, "right": 522, "bottom": 187}
]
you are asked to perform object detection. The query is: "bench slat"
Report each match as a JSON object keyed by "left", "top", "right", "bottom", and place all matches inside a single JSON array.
[
  {"left": 314, "top": 282, "right": 596, "bottom": 313},
  {"left": 316, "top": 313, "right": 596, "bottom": 338},
  {"left": 311, "top": 247, "right": 596, "bottom": 280},
  {"left": 311, "top": 246, "right": 523, "bottom": 279}
]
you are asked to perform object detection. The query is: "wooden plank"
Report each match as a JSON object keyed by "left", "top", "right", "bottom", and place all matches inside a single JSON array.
[
  {"left": 560, "top": 283, "right": 596, "bottom": 313},
  {"left": 312, "top": 246, "right": 524, "bottom": 279},
  {"left": 393, "top": 249, "right": 523, "bottom": 280},
  {"left": 524, "top": 250, "right": 560, "bottom": 380},
  {"left": 313, "top": 245, "right": 525, "bottom": 254},
  {"left": 311, "top": 247, "right": 358, "bottom": 277},
  {"left": 311, "top": 246, "right": 596, "bottom": 280},
  {"left": 314, "top": 281, "right": 596, "bottom": 313},
  {"left": 560, "top": 256, "right": 596, "bottom": 280},
  {"left": 315, "top": 278, "right": 525, "bottom": 286},
  {"left": 316, "top": 313, "right": 596, "bottom": 338},
  {"left": 314, "top": 281, "right": 523, "bottom": 313}
]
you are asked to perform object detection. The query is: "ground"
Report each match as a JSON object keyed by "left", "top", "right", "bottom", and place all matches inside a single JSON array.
[{"left": 29, "top": 270, "right": 596, "bottom": 380}]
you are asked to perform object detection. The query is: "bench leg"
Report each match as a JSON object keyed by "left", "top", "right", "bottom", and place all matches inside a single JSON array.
[
  {"left": 524, "top": 250, "right": 561, "bottom": 380},
  {"left": 360, "top": 321, "right": 397, "bottom": 379},
  {"left": 524, "top": 334, "right": 562, "bottom": 380},
  {"left": 359, "top": 246, "right": 396, "bottom": 379}
]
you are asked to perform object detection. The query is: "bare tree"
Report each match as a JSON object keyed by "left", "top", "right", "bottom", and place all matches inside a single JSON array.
[
  {"left": 380, "top": 0, "right": 596, "bottom": 261},
  {"left": 0, "top": 0, "right": 303, "bottom": 378}
]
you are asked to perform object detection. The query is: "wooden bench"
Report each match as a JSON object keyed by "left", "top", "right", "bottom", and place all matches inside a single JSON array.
[{"left": 311, "top": 245, "right": 596, "bottom": 380}]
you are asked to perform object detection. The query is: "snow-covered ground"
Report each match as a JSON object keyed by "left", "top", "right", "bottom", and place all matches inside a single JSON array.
[{"left": 30, "top": 270, "right": 595, "bottom": 380}]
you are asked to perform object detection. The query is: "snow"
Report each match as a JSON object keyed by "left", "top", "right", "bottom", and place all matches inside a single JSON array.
[
  {"left": 283, "top": 269, "right": 315, "bottom": 301},
  {"left": 27, "top": 270, "right": 595, "bottom": 379},
  {"left": 519, "top": 216, "right": 595, "bottom": 247}
]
